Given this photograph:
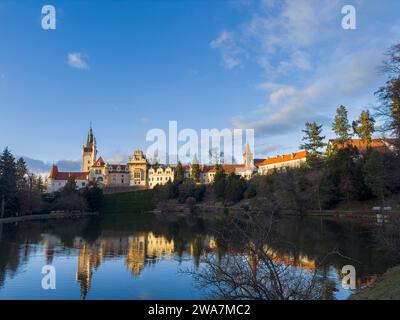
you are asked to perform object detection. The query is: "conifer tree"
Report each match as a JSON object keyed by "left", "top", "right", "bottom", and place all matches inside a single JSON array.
[
  {"left": 190, "top": 163, "right": 200, "bottom": 182},
  {"left": 62, "top": 176, "right": 77, "bottom": 195},
  {"left": 363, "top": 150, "right": 388, "bottom": 205},
  {"left": 332, "top": 105, "right": 352, "bottom": 145},
  {"left": 213, "top": 164, "right": 226, "bottom": 199},
  {"left": 190, "top": 155, "right": 201, "bottom": 182},
  {"left": 0, "top": 148, "right": 17, "bottom": 217},
  {"left": 15, "top": 157, "right": 28, "bottom": 192},
  {"left": 300, "top": 122, "right": 327, "bottom": 157},
  {"left": 36, "top": 175, "right": 46, "bottom": 194},
  {"left": 352, "top": 110, "right": 375, "bottom": 148},
  {"left": 174, "top": 161, "right": 184, "bottom": 184}
]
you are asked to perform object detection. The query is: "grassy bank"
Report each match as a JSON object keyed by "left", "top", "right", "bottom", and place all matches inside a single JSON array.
[
  {"left": 0, "top": 211, "right": 98, "bottom": 225},
  {"left": 101, "top": 189, "right": 155, "bottom": 214},
  {"left": 350, "top": 265, "right": 400, "bottom": 300}
]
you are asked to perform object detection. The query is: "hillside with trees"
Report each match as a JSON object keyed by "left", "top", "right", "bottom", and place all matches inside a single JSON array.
[
  {"left": 156, "top": 43, "right": 400, "bottom": 216},
  {"left": 0, "top": 148, "right": 103, "bottom": 218}
]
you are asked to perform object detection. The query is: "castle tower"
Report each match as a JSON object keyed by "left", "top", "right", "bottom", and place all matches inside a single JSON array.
[
  {"left": 128, "top": 150, "right": 148, "bottom": 186},
  {"left": 82, "top": 126, "right": 97, "bottom": 172},
  {"left": 243, "top": 143, "right": 254, "bottom": 170}
]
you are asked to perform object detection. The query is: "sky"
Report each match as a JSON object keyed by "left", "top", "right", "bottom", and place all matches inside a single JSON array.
[{"left": 0, "top": 0, "right": 399, "bottom": 171}]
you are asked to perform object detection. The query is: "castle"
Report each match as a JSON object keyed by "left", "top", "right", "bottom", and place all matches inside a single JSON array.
[{"left": 47, "top": 127, "right": 308, "bottom": 192}]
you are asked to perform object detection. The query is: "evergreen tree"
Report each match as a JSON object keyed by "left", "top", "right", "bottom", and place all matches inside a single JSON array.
[
  {"left": 36, "top": 175, "right": 46, "bottom": 194},
  {"left": 332, "top": 105, "right": 352, "bottom": 145},
  {"left": 352, "top": 110, "right": 375, "bottom": 148},
  {"left": 363, "top": 150, "right": 389, "bottom": 205},
  {"left": 224, "top": 173, "right": 247, "bottom": 202},
  {"left": 213, "top": 164, "right": 226, "bottom": 199},
  {"left": 326, "top": 147, "right": 361, "bottom": 204},
  {"left": 15, "top": 157, "right": 28, "bottom": 192},
  {"left": 62, "top": 176, "right": 77, "bottom": 195},
  {"left": 82, "top": 182, "right": 104, "bottom": 212},
  {"left": 174, "top": 161, "right": 185, "bottom": 184},
  {"left": 190, "top": 163, "right": 200, "bottom": 182},
  {"left": 190, "top": 154, "right": 200, "bottom": 182},
  {"left": 0, "top": 148, "right": 17, "bottom": 217},
  {"left": 300, "top": 122, "right": 327, "bottom": 157}
]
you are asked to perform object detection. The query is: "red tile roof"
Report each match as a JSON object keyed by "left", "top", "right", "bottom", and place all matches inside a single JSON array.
[
  {"left": 92, "top": 157, "right": 105, "bottom": 167},
  {"left": 329, "top": 138, "right": 395, "bottom": 153},
  {"left": 203, "top": 164, "right": 245, "bottom": 174},
  {"left": 48, "top": 164, "right": 58, "bottom": 179},
  {"left": 254, "top": 158, "right": 265, "bottom": 167},
  {"left": 258, "top": 151, "right": 308, "bottom": 167},
  {"left": 48, "top": 165, "right": 89, "bottom": 180}
]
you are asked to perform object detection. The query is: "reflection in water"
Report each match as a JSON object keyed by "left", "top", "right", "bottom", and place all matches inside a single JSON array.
[
  {"left": 74, "top": 233, "right": 176, "bottom": 298},
  {"left": 0, "top": 214, "right": 398, "bottom": 299}
]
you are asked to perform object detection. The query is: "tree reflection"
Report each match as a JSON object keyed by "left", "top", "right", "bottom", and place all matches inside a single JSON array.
[{"left": 188, "top": 212, "right": 334, "bottom": 300}]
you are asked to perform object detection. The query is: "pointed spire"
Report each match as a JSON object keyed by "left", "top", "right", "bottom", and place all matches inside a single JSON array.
[
  {"left": 86, "top": 124, "right": 94, "bottom": 147},
  {"left": 244, "top": 142, "right": 251, "bottom": 155},
  {"left": 48, "top": 164, "right": 58, "bottom": 179},
  {"left": 192, "top": 153, "right": 199, "bottom": 165}
]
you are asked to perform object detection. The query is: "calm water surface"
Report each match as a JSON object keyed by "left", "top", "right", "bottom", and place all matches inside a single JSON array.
[{"left": 0, "top": 213, "right": 397, "bottom": 300}]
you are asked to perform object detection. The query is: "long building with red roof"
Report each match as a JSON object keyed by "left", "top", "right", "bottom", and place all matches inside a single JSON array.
[
  {"left": 46, "top": 127, "right": 311, "bottom": 192},
  {"left": 49, "top": 127, "right": 397, "bottom": 193}
]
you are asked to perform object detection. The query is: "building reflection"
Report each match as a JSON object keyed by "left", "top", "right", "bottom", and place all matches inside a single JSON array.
[
  {"left": 13, "top": 230, "right": 376, "bottom": 299},
  {"left": 72, "top": 232, "right": 177, "bottom": 298},
  {"left": 76, "top": 243, "right": 104, "bottom": 299}
]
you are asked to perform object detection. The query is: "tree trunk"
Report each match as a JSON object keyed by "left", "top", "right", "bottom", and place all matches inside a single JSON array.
[
  {"left": 1, "top": 194, "right": 4, "bottom": 219},
  {"left": 316, "top": 186, "right": 322, "bottom": 213}
]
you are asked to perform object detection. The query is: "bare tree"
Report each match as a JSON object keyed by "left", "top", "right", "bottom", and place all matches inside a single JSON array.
[
  {"left": 375, "top": 43, "right": 400, "bottom": 150},
  {"left": 375, "top": 214, "right": 400, "bottom": 255},
  {"left": 185, "top": 212, "right": 329, "bottom": 300}
]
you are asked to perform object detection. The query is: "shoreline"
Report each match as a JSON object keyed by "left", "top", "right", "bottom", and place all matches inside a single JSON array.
[
  {"left": 350, "top": 265, "right": 400, "bottom": 300},
  {"left": 0, "top": 211, "right": 99, "bottom": 225}
]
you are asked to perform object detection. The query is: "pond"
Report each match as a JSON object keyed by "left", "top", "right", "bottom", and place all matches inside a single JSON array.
[{"left": 0, "top": 213, "right": 397, "bottom": 300}]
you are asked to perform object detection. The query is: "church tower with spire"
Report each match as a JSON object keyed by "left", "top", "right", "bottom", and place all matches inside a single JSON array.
[
  {"left": 243, "top": 143, "right": 254, "bottom": 170},
  {"left": 81, "top": 125, "right": 97, "bottom": 172}
]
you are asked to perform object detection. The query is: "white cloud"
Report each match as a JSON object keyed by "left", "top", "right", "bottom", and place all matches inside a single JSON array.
[
  {"left": 67, "top": 52, "right": 89, "bottom": 70},
  {"left": 278, "top": 51, "right": 312, "bottom": 73},
  {"left": 210, "top": 30, "right": 243, "bottom": 69},
  {"left": 256, "top": 143, "right": 290, "bottom": 156},
  {"left": 107, "top": 153, "right": 130, "bottom": 164},
  {"left": 210, "top": 0, "right": 395, "bottom": 144},
  {"left": 268, "top": 86, "right": 297, "bottom": 104},
  {"left": 232, "top": 48, "right": 383, "bottom": 137},
  {"left": 23, "top": 156, "right": 81, "bottom": 175},
  {"left": 140, "top": 117, "right": 151, "bottom": 124},
  {"left": 210, "top": 30, "right": 232, "bottom": 49},
  {"left": 211, "top": 0, "right": 340, "bottom": 74}
]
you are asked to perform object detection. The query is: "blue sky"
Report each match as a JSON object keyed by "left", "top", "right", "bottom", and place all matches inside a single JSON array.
[{"left": 0, "top": 0, "right": 399, "bottom": 168}]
